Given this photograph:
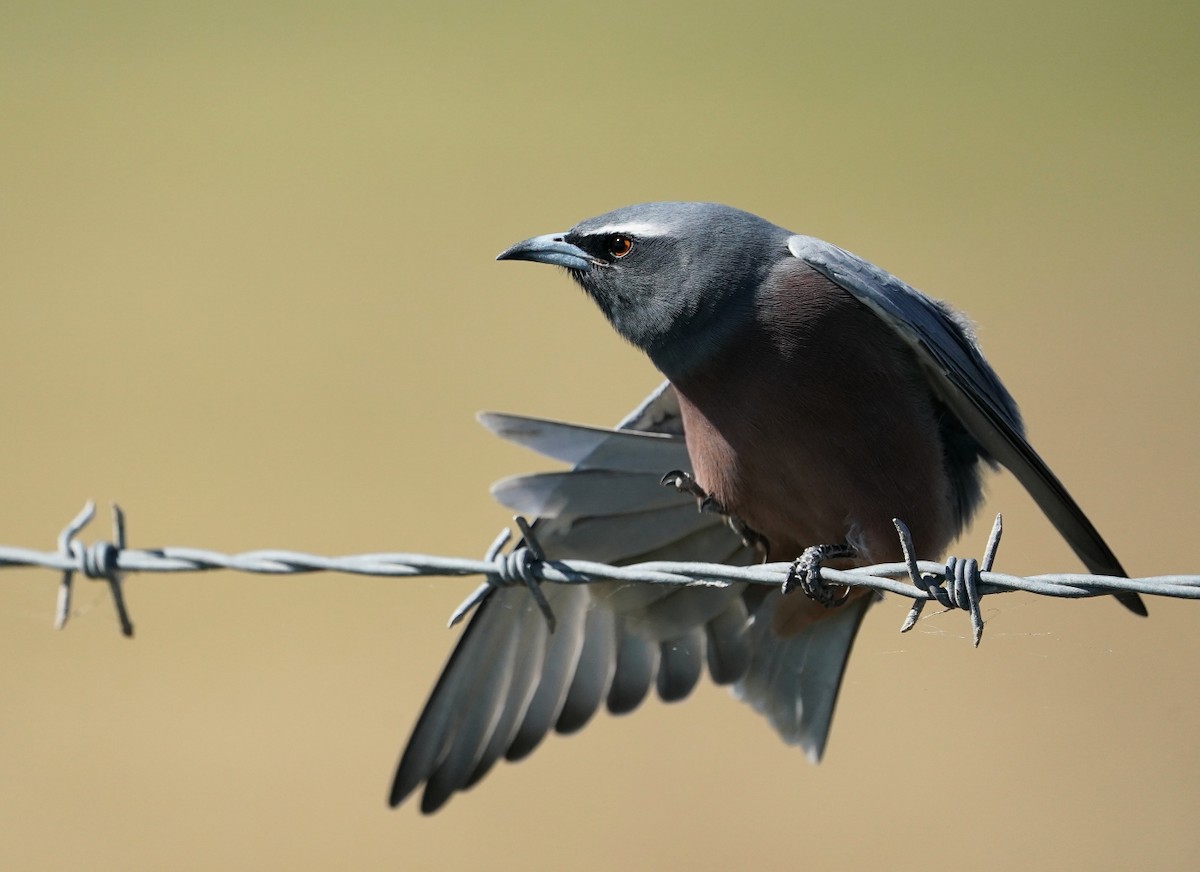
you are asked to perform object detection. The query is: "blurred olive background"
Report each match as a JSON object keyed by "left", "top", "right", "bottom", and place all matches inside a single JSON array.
[{"left": 2, "top": 1, "right": 1198, "bottom": 869}]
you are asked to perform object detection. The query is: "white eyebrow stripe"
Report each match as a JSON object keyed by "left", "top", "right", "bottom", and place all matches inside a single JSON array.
[{"left": 584, "top": 222, "right": 669, "bottom": 238}]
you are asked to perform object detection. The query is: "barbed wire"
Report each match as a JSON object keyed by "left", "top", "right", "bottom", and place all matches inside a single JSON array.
[{"left": 2, "top": 501, "right": 1195, "bottom": 646}]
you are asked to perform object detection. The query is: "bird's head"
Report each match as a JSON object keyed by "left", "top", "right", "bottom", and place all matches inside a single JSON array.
[{"left": 497, "top": 202, "right": 793, "bottom": 378}]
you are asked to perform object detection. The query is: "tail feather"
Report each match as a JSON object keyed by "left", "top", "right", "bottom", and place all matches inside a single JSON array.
[{"left": 735, "top": 592, "right": 874, "bottom": 762}]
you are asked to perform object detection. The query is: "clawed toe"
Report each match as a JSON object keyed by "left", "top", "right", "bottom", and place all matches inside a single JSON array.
[
  {"left": 783, "top": 543, "right": 856, "bottom": 607},
  {"left": 661, "top": 469, "right": 711, "bottom": 504},
  {"left": 661, "top": 469, "right": 770, "bottom": 560}
]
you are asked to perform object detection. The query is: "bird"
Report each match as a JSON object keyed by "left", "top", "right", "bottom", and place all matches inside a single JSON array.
[{"left": 390, "top": 201, "right": 1145, "bottom": 813}]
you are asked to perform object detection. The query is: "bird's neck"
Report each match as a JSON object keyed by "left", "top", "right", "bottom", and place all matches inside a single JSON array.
[{"left": 640, "top": 296, "right": 757, "bottom": 383}]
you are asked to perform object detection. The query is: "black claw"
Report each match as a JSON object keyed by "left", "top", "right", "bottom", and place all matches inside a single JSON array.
[
  {"left": 660, "top": 469, "right": 709, "bottom": 502},
  {"left": 660, "top": 469, "right": 686, "bottom": 487}
]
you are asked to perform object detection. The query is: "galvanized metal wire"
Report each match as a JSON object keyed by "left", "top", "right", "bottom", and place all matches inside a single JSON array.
[{"left": 2, "top": 501, "right": 1194, "bottom": 643}]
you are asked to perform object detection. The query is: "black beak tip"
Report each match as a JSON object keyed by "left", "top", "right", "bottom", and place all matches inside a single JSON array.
[{"left": 494, "top": 243, "right": 525, "bottom": 262}]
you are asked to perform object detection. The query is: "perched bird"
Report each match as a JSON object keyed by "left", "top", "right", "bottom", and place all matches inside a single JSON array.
[{"left": 391, "top": 202, "right": 1144, "bottom": 813}]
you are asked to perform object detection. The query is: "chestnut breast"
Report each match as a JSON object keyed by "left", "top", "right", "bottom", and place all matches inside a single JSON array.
[{"left": 671, "top": 259, "right": 959, "bottom": 565}]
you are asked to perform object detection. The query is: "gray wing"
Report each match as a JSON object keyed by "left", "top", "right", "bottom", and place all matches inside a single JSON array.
[
  {"left": 787, "top": 235, "right": 1145, "bottom": 615},
  {"left": 390, "top": 382, "right": 756, "bottom": 813}
]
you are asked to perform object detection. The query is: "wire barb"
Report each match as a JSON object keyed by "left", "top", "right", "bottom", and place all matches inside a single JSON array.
[
  {"left": 896, "top": 514, "right": 1000, "bottom": 644},
  {"left": 447, "top": 517, "right": 557, "bottom": 632},
  {"left": 52, "top": 501, "right": 134, "bottom": 637},
  {"left": 509, "top": 516, "right": 556, "bottom": 632}
]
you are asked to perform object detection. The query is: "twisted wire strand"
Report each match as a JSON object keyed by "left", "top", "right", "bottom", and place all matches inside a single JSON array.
[{"left": 3, "top": 501, "right": 1195, "bottom": 642}]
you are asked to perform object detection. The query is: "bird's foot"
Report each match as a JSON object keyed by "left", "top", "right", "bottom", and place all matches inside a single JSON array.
[
  {"left": 661, "top": 469, "right": 770, "bottom": 561},
  {"left": 728, "top": 517, "right": 770, "bottom": 563},
  {"left": 661, "top": 469, "right": 718, "bottom": 509},
  {"left": 783, "top": 543, "right": 856, "bottom": 608}
]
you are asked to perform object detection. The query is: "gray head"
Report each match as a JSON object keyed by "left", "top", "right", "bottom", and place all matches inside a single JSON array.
[{"left": 497, "top": 202, "right": 794, "bottom": 378}]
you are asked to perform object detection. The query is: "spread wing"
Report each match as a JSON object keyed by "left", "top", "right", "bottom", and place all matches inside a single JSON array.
[
  {"left": 390, "top": 383, "right": 757, "bottom": 813},
  {"left": 787, "top": 235, "right": 1144, "bottom": 616}
]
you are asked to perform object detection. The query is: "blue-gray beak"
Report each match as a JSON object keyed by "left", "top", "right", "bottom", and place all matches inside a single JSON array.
[{"left": 496, "top": 233, "right": 595, "bottom": 271}]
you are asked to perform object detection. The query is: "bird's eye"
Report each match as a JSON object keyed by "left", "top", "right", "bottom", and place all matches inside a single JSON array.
[{"left": 607, "top": 234, "right": 634, "bottom": 258}]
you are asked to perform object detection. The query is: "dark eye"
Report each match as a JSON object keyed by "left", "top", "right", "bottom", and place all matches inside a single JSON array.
[{"left": 607, "top": 234, "right": 634, "bottom": 258}]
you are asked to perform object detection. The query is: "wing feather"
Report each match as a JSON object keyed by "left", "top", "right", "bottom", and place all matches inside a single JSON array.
[
  {"left": 392, "top": 383, "right": 754, "bottom": 811},
  {"left": 788, "top": 235, "right": 1144, "bottom": 614}
]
